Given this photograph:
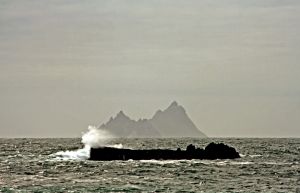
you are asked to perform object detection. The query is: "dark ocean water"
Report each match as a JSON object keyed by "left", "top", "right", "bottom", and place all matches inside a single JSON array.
[{"left": 0, "top": 138, "right": 299, "bottom": 193}]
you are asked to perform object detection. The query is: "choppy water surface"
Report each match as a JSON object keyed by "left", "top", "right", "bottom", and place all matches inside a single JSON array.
[{"left": 0, "top": 138, "right": 299, "bottom": 192}]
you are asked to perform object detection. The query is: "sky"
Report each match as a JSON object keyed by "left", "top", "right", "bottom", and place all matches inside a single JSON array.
[{"left": 0, "top": 0, "right": 299, "bottom": 138}]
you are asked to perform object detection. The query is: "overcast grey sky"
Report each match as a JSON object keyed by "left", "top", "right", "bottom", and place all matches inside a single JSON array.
[{"left": 1, "top": 0, "right": 299, "bottom": 137}]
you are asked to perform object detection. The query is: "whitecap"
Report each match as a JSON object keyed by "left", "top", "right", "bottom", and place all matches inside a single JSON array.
[
  {"left": 230, "top": 161, "right": 254, "bottom": 165},
  {"left": 249, "top": 154, "right": 262, "bottom": 158}
]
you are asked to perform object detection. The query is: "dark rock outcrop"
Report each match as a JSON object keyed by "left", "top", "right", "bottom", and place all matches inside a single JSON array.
[{"left": 89, "top": 142, "right": 240, "bottom": 161}]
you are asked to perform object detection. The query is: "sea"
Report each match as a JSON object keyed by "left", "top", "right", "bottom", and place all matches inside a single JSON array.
[{"left": 0, "top": 138, "right": 299, "bottom": 193}]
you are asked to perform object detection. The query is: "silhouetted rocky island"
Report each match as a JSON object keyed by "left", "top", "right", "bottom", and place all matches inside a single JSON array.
[
  {"left": 89, "top": 142, "right": 240, "bottom": 161},
  {"left": 99, "top": 101, "right": 207, "bottom": 138}
]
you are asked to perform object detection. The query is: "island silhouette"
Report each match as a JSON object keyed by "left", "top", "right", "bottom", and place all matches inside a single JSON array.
[{"left": 99, "top": 101, "right": 207, "bottom": 138}]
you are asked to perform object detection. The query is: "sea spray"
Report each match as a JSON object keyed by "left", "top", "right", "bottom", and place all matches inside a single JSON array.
[
  {"left": 81, "top": 125, "right": 114, "bottom": 148},
  {"left": 52, "top": 125, "right": 121, "bottom": 160}
]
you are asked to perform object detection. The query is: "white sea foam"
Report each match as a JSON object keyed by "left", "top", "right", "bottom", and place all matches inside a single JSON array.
[
  {"left": 51, "top": 125, "right": 121, "bottom": 161},
  {"left": 52, "top": 145, "right": 90, "bottom": 161},
  {"left": 238, "top": 154, "right": 262, "bottom": 158},
  {"left": 249, "top": 154, "right": 262, "bottom": 158}
]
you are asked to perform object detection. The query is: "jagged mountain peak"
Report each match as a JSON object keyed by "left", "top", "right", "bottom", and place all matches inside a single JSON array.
[
  {"left": 99, "top": 102, "right": 207, "bottom": 138},
  {"left": 102, "top": 110, "right": 132, "bottom": 127},
  {"left": 117, "top": 110, "right": 125, "bottom": 116},
  {"left": 166, "top": 101, "right": 183, "bottom": 110},
  {"left": 153, "top": 101, "right": 186, "bottom": 117},
  {"left": 170, "top": 101, "right": 178, "bottom": 107},
  {"left": 115, "top": 110, "right": 130, "bottom": 119}
]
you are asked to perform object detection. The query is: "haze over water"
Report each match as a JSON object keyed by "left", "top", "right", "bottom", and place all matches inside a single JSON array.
[{"left": 1, "top": 0, "right": 300, "bottom": 138}]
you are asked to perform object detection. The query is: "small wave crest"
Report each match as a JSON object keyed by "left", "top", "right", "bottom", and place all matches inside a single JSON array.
[
  {"left": 249, "top": 154, "right": 263, "bottom": 158},
  {"left": 239, "top": 154, "right": 263, "bottom": 158}
]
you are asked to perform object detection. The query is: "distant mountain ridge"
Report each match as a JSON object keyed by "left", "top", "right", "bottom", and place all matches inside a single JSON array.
[{"left": 99, "top": 101, "right": 207, "bottom": 138}]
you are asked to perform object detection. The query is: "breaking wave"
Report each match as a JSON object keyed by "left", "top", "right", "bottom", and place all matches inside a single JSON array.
[{"left": 51, "top": 126, "right": 122, "bottom": 161}]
